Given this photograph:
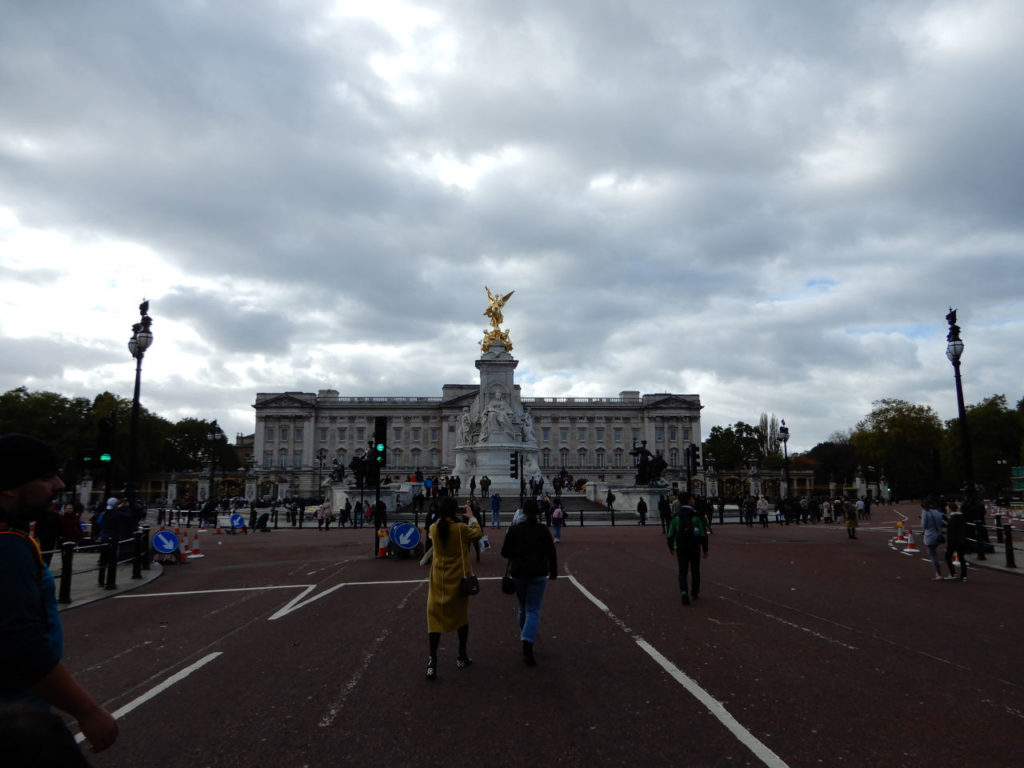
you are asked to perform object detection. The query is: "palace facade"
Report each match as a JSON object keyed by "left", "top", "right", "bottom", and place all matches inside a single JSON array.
[{"left": 251, "top": 387, "right": 703, "bottom": 499}]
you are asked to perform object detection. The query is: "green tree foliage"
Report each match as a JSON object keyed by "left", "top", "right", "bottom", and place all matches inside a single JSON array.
[
  {"left": 802, "top": 431, "right": 858, "bottom": 490},
  {"left": 0, "top": 387, "right": 239, "bottom": 487},
  {"left": 851, "top": 399, "right": 943, "bottom": 498},
  {"left": 944, "top": 394, "right": 1023, "bottom": 498},
  {"left": 704, "top": 421, "right": 767, "bottom": 471}
]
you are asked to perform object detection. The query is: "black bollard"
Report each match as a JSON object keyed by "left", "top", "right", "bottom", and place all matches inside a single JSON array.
[
  {"left": 132, "top": 528, "right": 143, "bottom": 580},
  {"left": 58, "top": 541, "right": 76, "bottom": 604},
  {"left": 975, "top": 521, "right": 987, "bottom": 561},
  {"left": 1003, "top": 525, "right": 1017, "bottom": 569},
  {"left": 105, "top": 538, "right": 119, "bottom": 590}
]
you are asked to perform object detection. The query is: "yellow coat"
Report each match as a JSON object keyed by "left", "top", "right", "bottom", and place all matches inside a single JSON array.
[{"left": 426, "top": 518, "right": 482, "bottom": 633}]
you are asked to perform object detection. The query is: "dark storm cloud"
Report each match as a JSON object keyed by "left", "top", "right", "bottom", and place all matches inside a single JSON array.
[
  {"left": 158, "top": 288, "right": 299, "bottom": 354},
  {"left": 1, "top": 0, "right": 1022, "bottom": 449}
]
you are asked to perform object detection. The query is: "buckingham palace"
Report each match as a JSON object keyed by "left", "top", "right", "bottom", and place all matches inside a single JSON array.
[{"left": 251, "top": 386, "right": 703, "bottom": 499}]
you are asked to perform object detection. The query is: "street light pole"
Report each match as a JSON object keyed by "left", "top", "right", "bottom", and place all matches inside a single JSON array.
[
  {"left": 945, "top": 309, "right": 975, "bottom": 494},
  {"left": 127, "top": 300, "right": 154, "bottom": 511},
  {"left": 779, "top": 420, "right": 790, "bottom": 502},
  {"left": 207, "top": 421, "right": 224, "bottom": 504}
]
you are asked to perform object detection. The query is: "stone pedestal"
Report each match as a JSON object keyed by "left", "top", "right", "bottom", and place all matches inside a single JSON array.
[{"left": 453, "top": 342, "right": 542, "bottom": 496}]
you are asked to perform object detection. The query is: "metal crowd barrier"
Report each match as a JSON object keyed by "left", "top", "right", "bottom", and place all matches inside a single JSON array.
[{"left": 48, "top": 525, "right": 152, "bottom": 605}]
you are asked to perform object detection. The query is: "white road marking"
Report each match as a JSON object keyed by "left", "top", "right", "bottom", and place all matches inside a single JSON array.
[
  {"left": 115, "top": 585, "right": 313, "bottom": 598},
  {"left": 74, "top": 653, "right": 222, "bottom": 745},
  {"left": 566, "top": 572, "right": 790, "bottom": 768},
  {"left": 319, "top": 629, "right": 391, "bottom": 727},
  {"left": 718, "top": 597, "right": 859, "bottom": 650}
]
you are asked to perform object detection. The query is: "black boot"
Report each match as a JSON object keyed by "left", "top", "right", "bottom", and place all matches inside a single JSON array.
[{"left": 522, "top": 641, "right": 536, "bottom": 667}]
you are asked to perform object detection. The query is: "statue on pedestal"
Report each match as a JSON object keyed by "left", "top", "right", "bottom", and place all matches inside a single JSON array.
[{"left": 482, "top": 286, "right": 515, "bottom": 353}]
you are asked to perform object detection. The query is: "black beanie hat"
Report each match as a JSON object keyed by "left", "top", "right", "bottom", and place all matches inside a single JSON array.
[{"left": 0, "top": 434, "right": 61, "bottom": 491}]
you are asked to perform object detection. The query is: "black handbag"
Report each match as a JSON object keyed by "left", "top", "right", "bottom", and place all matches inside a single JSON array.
[
  {"left": 459, "top": 575, "right": 480, "bottom": 596},
  {"left": 458, "top": 526, "right": 480, "bottom": 596},
  {"left": 501, "top": 561, "right": 517, "bottom": 594}
]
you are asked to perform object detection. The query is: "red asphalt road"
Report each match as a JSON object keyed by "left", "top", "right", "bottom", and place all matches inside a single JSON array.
[{"left": 62, "top": 506, "right": 1022, "bottom": 768}]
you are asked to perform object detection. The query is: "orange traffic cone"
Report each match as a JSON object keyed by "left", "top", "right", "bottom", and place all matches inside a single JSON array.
[
  {"left": 896, "top": 522, "right": 906, "bottom": 542},
  {"left": 189, "top": 532, "right": 205, "bottom": 559},
  {"left": 903, "top": 528, "right": 919, "bottom": 553},
  {"left": 214, "top": 525, "right": 223, "bottom": 535}
]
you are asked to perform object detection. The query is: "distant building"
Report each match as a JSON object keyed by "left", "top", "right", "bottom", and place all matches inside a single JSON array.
[{"left": 251, "top": 387, "right": 703, "bottom": 498}]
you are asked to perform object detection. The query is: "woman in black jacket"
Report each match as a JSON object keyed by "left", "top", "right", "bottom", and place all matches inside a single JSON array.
[{"left": 500, "top": 499, "right": 558, "bottom": 666}]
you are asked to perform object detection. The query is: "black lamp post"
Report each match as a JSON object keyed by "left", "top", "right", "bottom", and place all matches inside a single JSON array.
[
  {"left": 779, "top": 420, "right": 790, "bottom": 502},
  {"left": 945, "top": 309, "right": 975, "bottom": 495},
  {"left": 127, "top": 300, "right": 154, "bottom": 510},
  {"left": 207, "top": 421, "right": 224, "bottom": 504}
]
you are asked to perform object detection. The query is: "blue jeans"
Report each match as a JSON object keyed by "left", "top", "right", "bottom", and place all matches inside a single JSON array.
[{"left": 514, "top": 576, "right": 548, "bottom": 643}]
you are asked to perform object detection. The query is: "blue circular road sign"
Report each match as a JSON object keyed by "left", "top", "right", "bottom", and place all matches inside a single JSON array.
[
  {"left": 230, "top": 513, "right": 246, "bottom": 529},
  {"left": 389, "top": 522, "right": 421, "bottom": 550},
  {"left": 153, "top": 530, "right": 180, "bottom": 554}
]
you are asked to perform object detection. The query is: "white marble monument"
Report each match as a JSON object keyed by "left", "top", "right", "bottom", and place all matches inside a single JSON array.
[{"left": 452, "top": 289, "right": 542, "bottom": 496}]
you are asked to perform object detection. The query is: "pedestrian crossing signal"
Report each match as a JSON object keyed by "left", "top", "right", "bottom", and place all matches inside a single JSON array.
[{"left": 509, "top": 452, "right": 519, "bottom": 479}]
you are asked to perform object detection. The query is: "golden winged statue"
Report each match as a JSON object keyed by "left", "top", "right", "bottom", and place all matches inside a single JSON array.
[{"left": 482, "top": 286, "right": 514, "bottom": 353}]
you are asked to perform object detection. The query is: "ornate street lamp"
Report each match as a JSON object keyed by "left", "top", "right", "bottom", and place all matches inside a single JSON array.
[
  {"left": 779, "top": 419, "right": 790, "bottom": 501},
  {"left": 207, "top": 421, "right": 224, "bottom": 503},
  {"left": 945, "top": 309, "right": 975, "bottom": 495},
  {"left": 127, "top": 300, "right": 154, "bottom": 510}
]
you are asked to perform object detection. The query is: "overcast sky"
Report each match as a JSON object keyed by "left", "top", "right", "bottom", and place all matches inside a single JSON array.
[{"left": 2, "top": 0, "right": 1022, "bottom": 454}]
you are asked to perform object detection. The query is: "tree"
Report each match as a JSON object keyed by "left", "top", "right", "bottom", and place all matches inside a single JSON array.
[
  {"left": 945, "top": 394, "right": 1023, "bottom": 498},
  {"left": 852, "top": 399, "right": 943, "bottom": 498},
  {"left": 0, "top": 387, "right": 240, "bottom": 490},
  {"left": 802, "top": 431, "right": 858, "bottom": 491},
  {"left": 704, "top": 421, "right": 767, "bottom": 472}
]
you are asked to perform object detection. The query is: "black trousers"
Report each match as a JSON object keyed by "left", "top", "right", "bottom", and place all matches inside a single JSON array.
[{"left": 676, "top": 546, "right": 702, "bottom": 596}]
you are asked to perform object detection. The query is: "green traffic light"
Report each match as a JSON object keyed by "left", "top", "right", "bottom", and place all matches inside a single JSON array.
[{"left": 99, "top": 453, "right": 112, "bottom": 462}]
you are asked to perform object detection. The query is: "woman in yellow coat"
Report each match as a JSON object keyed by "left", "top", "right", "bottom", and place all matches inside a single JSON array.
[{"left": 426, "top": 497, "right": 482, "bottom": 680}]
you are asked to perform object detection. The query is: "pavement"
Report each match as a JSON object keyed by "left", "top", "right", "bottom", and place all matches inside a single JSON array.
[
  {"left": 53, "top": 555, "right": 165, "bottom": 612},
  {"left": 53, "top": 503, "right": 1022, "bottom": 612}
]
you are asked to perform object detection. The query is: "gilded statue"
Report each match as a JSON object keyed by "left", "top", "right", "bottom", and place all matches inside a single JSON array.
[{"left": 481, "top": 286, "right": 514, "bottom": 353}]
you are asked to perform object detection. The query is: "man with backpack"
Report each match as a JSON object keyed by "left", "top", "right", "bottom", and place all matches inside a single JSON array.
[{"left": 666, "top": 492, "right": 709, "bottom": 606}]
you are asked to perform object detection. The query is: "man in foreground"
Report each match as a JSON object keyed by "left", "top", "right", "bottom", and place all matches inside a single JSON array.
[{"left": 0, "top": 433, "right": 119, "bottom": 753}]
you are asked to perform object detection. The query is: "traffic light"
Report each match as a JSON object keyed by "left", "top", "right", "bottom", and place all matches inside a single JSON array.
[
  {"left": 97, "top": 416, "right": 115, "bottom": 463},
  {"left": 509, "top": 451, "right": 519, "bottom": 479},
  {"left": 373, "top": 416, "right": 387, "bottom": 467},
  {"left": 689, "top": 443, "right": 700, "bottom": 474}
]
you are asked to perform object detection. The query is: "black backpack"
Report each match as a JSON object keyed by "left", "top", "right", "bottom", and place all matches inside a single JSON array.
[{"left": 675, "top": 511, "right": 700, "bottom": 548}]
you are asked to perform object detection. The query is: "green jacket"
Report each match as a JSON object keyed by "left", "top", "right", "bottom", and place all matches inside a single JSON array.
[{"left": 666, "top": 506, "right": 709, "bottom": 554}]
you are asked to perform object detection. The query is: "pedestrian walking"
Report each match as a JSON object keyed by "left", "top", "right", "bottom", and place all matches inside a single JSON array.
[
  {"left": 756, "top": 495, "right": 770, "bottom": 528},
  {"left": 500, "top": 499, "right": 558, "bottom": 667},
  {"left": 666, "top": 493, "right": 709, "bottom": 605},
  {"left": 551, "top": 499, "right": 565, "bottom": 542},
  {"left": 490, "top": 492, "right": 502, "bottom": 527},
  {"left": 920, "top": 497, "right": 945, "bottom": 580},
  {"left": 425, "top": 498, "right": 482, "bottom": 680},
  {"left": 843, "top": 499, "right": 857, "bottom": 539},
  {"left": 944, "top": 500, "right": 968, "bottom": 580},
  {"left": 637, "top": 497, "right": 648, "bottom": 526}
]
